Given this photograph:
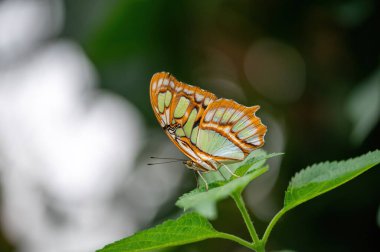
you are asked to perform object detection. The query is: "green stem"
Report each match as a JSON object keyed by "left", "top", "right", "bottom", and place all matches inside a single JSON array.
[
  {"left": 231, "top": 192, "right": 261, "bottom": 245},
  {"left": 261, "top": 208, "right": 287, "bottom": 246},
  {"left": 217, "top": 232, "right": 255, "bottom": 250}
]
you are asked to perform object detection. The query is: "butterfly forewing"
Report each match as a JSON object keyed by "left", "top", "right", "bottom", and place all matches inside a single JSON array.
[
  {"left": 150, "top": 72, "right": 218, "bottom": 170},
  {"left": 150, "top": 72, "right": 267, "bottom": 172},
  {"left": 150, "top": 72, "right": 216, "bottom": 127}
]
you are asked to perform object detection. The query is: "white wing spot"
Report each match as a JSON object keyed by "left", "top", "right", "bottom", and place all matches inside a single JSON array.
[
  {"left": 170, "top": 81, "right": 175, "bottom": 88},
  {"left": 175, "top": 86, "right": 183, "bottom": 92},
  {"left": 160, "top": 114, "right": 166, "bottom": 125},
  {"left": 163, "top": 78, "right": 169, "bottom": 85},
  {"left": 184, "top": 89, "right": 194, "bottom": 95},
  {"left": 229, "top": 110, "right": 244, "bottom": 123},
  {"left": 158, "top": 78, "right": 163, "bottom": 88},
  {"left": 195, "top": 93, "right": 204, "bottom": 102},
  {"left": 237, "top": 125, "right": 257, "bottom": 139},
  {"left": 204, "top": 97, "right": 211, "bottom": 106},
  {"left": 221, "top": 108, "right": 235, "bottom": 124},
  {"left": 152, "top": 81, "right": 157, "bottom": 90},
  {"left": 246, "top": 136, "right": 262, "bottom": 146},
  {"left": 232, "top": 116, "right": 250, "bottom": 132},
  {"left": 204, "top": 109, "right": 216, "bottom": 122},
  {"left": 213, "top": 107, "right": 226, "bottom": 123}
]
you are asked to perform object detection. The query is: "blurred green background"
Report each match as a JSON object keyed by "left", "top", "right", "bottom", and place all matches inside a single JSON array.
[{"left": 0, "top": 0, "right": 379, "bottom": 251}]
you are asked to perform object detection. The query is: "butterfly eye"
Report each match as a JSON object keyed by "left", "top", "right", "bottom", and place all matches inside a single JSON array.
[
  {"left": 166, "top": 124, "right": 180, "bottom": 134},
  {"left": 168, "top": 127, "right": 175, "bottom": 134}
]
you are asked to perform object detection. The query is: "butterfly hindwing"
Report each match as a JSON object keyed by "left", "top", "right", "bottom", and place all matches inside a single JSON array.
[{"left": 196, "top": 98, "right": 267, "bottom": 162}]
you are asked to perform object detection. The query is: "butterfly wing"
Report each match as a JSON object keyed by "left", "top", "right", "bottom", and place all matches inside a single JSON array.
[
  {"left": 150, "top": 72, "right": 217, "bottom": 170},
  {"left": 195, "top": 98, "right": 267, "bottom": 162},
  {"left": 150, "top": 72, "right": 267, "bottom": 172}
]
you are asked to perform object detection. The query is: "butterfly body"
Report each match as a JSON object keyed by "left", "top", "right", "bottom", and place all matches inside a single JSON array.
[{"left": 150, "top": 72, "right": 267, "bottom": 174}]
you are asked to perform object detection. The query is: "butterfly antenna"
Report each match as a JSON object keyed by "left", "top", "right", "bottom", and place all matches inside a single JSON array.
[
  {"left": 150, "top": 156, "right": 187, "bottom": 161},
  {"left": 147, "top": 160, "right": 184, "bottom": 166}
]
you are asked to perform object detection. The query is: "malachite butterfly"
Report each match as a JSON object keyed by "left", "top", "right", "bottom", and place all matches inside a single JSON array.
[{"left": 150, "top": 72, "right": 267, "bottom": 188}]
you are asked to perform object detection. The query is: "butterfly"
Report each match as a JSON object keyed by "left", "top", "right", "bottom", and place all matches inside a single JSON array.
[{"left": 150, "top": 72, "right": 267, "bottom": 189}]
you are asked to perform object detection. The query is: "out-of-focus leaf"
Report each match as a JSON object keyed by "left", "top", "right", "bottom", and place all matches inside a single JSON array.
[
  {"left": 193, "top": 201, "right": 218, "bottom": 220},
  {"left": 333, "top": 0, "right": 373, "bottom": 27},
  {"left": 234, "top": 152, "right": 283, "bottom": 176},
  {"left": 284, "top": 150, "right": 380, "bottom": 209},
  {"left": 346, "top": 68, "right": 380, "bottom": 145}
]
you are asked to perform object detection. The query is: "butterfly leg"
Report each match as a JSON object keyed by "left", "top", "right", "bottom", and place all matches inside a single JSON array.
[
  {"left": 218, "top": 162, "right": 240, "bottom": 178},
  {"left": 192, "top": 170, "right": 199, "bottom": 189},
  {"left": 197, "top": 170, "right": 209, "bottom": 191},
  {"left": 217, "top": 169, "right": 228, "bottom": 181}
]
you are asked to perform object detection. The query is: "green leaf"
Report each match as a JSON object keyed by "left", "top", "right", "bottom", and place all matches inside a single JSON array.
[
  {"left": 193, "top": 201, "right": 218, "bottom": 220},
  {"left": 176, "top": 151, "right": 282, "bottom": 215},
  {"left": 202, "top": 150, "right": 282, "bottom": 185},
  {"left": 284, "top": 150, "right": 380, "bottom": 209},
  {"left": 176, "top": 166, "right": 268, "bottom": 212},
  {"left": 97, "top": 213, "right": 220, "bottom": 252},
  {"left": 234, "top": 152, "right": 283, "bottom": 176}
]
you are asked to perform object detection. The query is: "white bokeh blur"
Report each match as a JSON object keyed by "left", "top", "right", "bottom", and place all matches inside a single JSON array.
[
  {"left": 0, "top": 0, "right": 63, "bottom": 64},
  {"left": 0, "top": 1, "right": 183, "bottom": 251}
]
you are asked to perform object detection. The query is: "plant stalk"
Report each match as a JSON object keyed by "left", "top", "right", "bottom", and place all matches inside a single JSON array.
[
  {"left": 231, "top": 192, "right": 261, "bottom": 246},
  {"left": 217, "top": 232, "right": 255, "bottom": 250},
  {"left": 261, "top": 208, "right": 287, "bottom": 246}
]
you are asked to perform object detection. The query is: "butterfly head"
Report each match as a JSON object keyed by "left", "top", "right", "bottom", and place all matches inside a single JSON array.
[
  {"left": 183, "top": 160, "right": 196, "bottom": 170},
  {"left": 163, "top": 123, "right": 180, "bottom": 135},
  {"left": 184, "top": 160, "right": 207, "bottom": 172},
  {"left": 183, "top": 160, "right": 214, "bottom": 172}
]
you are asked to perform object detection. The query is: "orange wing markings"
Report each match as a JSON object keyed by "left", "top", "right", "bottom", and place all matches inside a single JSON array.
[
  {"left": 150, "top": 72, "right": 267, "bottom": 171},
  {"left": 150, "top": 72, "right": 220, "bottom": 169},
  {"left": 199, "top": 98, "right": 267, "bottom": 158},
  {"left": 172, "top": 78, "right": 217, "bottom": 128},
  {"left": 150, "top": 72, "right": 217, "bottom": 128},
  {"left": 174, "top": 137, "right": 220, "bottom": 171}
]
